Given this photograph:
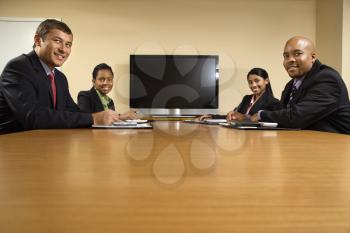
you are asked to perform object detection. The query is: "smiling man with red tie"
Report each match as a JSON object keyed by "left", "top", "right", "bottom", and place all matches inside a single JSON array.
[{"left": 0, "top": 19, "right": 120, "bottom": 134}]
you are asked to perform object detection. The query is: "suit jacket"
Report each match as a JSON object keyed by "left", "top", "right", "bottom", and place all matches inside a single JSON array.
[
  {"left": 78, "top": 87, "right": 115, "bottom": 113},
  {"left": 261, "top": 60, "right": 350, "bottom": 134},
  {"left": 0, "top": 50, "right": 93, "bottom": 134},
  {"left": 236, "top": 91, "right": 280, "bottom": 115}
]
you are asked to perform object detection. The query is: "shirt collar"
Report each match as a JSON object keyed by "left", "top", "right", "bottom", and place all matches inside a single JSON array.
[
  {"left": 95, "top": 88, "right": 111, "bottom": 102},
  {"left": 38, "top": 59, "right": 55, "bottom": 76},
  {"left": 292, "top": 76, "right": 305, "bottom": 90}
]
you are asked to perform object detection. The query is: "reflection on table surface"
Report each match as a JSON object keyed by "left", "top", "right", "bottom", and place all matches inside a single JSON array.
[{"left": 1, "top": 122, "right": 350, "bottom": 233}]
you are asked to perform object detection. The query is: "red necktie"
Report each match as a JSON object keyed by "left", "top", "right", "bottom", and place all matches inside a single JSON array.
[{"left": 48, "top": 72, "right": 56, "bottom": 108}]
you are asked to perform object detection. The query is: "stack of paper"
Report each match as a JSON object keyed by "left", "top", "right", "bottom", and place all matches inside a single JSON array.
[{"left": 92, "top": 119, "right": 152, "bottom": 129}]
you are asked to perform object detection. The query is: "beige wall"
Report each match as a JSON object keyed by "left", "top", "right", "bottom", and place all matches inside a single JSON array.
[
  {"left": 316, "top": 0, "right": 350, "bottom": 88},
  {"left": 316, "top": 0, "right": 343, "bottom": 73},
  {"left": 343, "top": 0, "right": 350, "bottom": 82},
  {"left": 0, "top": 0, "right": 316, "bottom": 113}
]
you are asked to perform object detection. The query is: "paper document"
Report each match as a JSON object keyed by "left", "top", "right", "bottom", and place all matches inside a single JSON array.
[
  {"left": 92, "top": 123, "right": 153, "bottom": 129},
  {"left": 113, "top": 121, "right": 137, "bottom": 126},
  {"left": 125, "top": 119, "right": 148, "bottom": 123},
  {"left": 204, "top": 119, "right": 227, "bottom": 124},
  {"left": 221, "top": 121, "right": 297, "bottom": 130},
  {"left": 229, "top": 121, "right": 278, "bottom": 127}
]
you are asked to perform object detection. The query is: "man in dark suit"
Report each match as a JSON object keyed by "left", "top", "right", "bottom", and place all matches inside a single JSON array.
[
  {"left": 0, "top": 19, "right": 119, "bottom": 134},
  {"left": 251, "top": 36, "right": 350, "bottom": 134}
]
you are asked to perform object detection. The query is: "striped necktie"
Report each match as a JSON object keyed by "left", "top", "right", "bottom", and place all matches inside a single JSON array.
[{"left": 287, "top": 85, "right": 297, "bottom": 108}]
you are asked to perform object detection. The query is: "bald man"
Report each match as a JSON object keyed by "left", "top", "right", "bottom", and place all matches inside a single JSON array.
[{"left": 252, "top": 36, "right": 350, "bottom": 134}]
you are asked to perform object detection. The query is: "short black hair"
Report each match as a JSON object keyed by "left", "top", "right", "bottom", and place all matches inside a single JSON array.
[
  {"left": 247, "top": 67, "right": 274, "bottom": 97},
  {"left": 92, "top": 63, "right": 114, "bottom": 80},
  {"left": 33, "top": 19, "right": 72, "bottom": 48}
]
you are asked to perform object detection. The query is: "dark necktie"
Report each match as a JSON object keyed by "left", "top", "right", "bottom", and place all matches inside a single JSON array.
[
  {"left": 48, "top": 72, "right": 56, "bottom": 108},
  {"left": 287, "top": 85, "right": 297, "bottom": 108}
]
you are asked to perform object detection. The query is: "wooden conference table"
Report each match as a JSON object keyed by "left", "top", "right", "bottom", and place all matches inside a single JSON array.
[{"left": 0, "top": 121, "right": 350, "bottom": 233}]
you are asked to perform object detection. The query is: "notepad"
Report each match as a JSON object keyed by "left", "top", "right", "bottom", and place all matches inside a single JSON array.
[
  {"left": 124, "top": 119, "right": 148, "bottom": 123},
  {"left": 230, "top": 121, "right": 278, "bottom": 128},
  {"left": 220, "top": 121, "right": 296, "bottom": 130},
  {"left": 111, "top": 119, "right": 149, "bottom": 126},
  {"left": 113, "top": 121, "right": 137, "bottom": 126},
  {"left": 204, "top": 119, "right": 227, "bottom": 124},
  {"left": 92, "top": 123, "right": 153, "bottom": 129}
]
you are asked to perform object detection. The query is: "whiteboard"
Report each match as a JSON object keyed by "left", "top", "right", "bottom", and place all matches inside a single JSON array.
[{"left": 0, "top": 18, "right": 45, "bottom": 73}]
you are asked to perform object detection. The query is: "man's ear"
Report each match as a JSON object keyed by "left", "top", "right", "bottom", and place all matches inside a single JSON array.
[
  {"left": 34, "top": 34, "right": 41, "bottom": 48},
  {"left": 311, "top": 51, "right": 317, "bottom": 63}
]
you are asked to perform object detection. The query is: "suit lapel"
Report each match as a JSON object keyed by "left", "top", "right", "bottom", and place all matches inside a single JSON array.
[
  {"left": 91, "top": 88, "right": 105, "bottom": 112},
  {"left": 249, "top": 93, "right": 266, "bottom": 114},
  {"left": 108, "top": 100, "right": 115, "bottom": 111},
  {"left": 281, "top": 80, "right": 294, "bottom": 107},
  {"left": 28, "top": 51, "right": 55, "bottom": 108},
  {"left": 291, "top": 60, "right": 321, "bottom": 104},
  {"left": 236, "top": 95, "right": 251, "bottom": 114},
  {"left": 55, "top": 71, "right": 64, "bottom": 110}
]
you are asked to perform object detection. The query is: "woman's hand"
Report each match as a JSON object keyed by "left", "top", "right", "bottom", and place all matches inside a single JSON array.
[
  {"left": 119, "top": 110, "right": 139, "bottom": 120},
  {"left": 198, "top": 114, "right": 212, "bottom": 121}
]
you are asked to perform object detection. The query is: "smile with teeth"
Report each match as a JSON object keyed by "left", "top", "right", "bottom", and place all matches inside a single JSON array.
[
  {"left": 288, "top": 65, "right": 298, "bottom": 70},
  {"left": 54, "top": 53, "right": 65, "bottom": 60}
]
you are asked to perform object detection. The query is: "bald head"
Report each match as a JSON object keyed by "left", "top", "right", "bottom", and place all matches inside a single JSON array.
[
  {"left": 283, "top": 36, "right": 317, "bottom": 79},
  {"left": 285, "top": 36, "right": 316, "bottom": 53}
]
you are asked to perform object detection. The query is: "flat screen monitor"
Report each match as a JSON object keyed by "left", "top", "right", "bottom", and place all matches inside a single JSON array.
[{"left": 130, "top": 55, "right": 219, "bottom": 116}]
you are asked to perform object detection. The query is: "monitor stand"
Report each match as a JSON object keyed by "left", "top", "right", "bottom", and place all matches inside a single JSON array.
[
  {"left": 151, "top": 115, "right": 197, "bottom": 118},
  {"left": 136, "top": 108, "right": 218, "bottom": 116}
]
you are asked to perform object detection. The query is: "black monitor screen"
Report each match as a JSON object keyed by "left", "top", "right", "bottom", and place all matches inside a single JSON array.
[{"left": 130, "top": 55, "right": 219, "bottom": 109}]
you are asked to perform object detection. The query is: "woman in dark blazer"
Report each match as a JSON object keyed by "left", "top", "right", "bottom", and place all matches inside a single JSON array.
[
  {"left": 78, "top": 87, "right": 115, "bottom": 113},
  {"left": 78, "top": 63, "right": 116, "bottom": 113},
  {"left": 200, "top": 67, "right": 280, "bottom": 120},
  {"left": 78, "top": 63, "right": 137, "bottom": 119}
]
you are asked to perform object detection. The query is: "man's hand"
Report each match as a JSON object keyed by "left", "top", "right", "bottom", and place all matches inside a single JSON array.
[
  {"left": 92, "top": 110, "right": 120, "bottom": 125},
  {"left": 250, "top": 113, "right": 259, "bottom": 122},
  {"left": 226, "top": 111, "right": 246, "bottom": 121}
]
